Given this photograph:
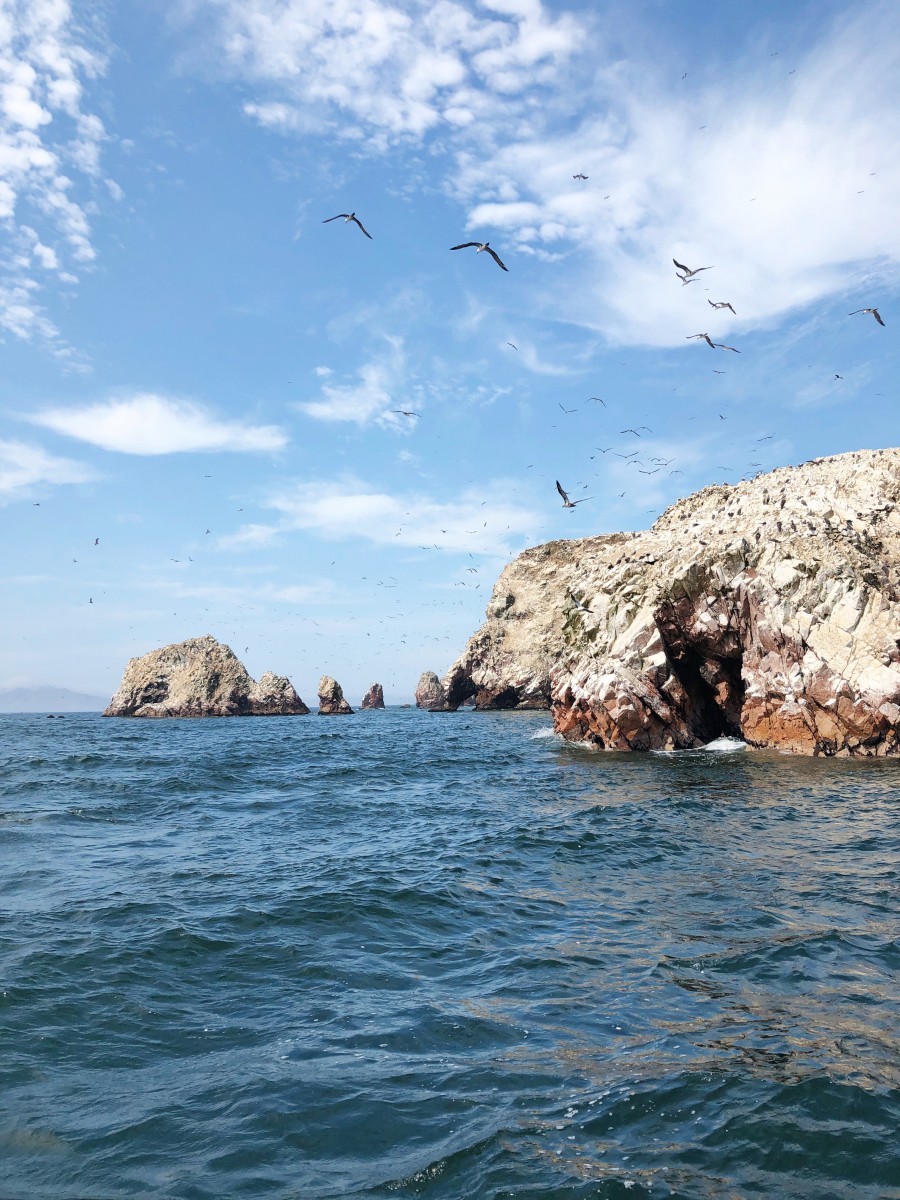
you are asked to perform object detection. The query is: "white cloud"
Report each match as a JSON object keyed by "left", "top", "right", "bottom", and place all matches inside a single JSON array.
[
  {"left": 181, "top": 0, "right": 581, "bottom": 143},
  {"left": 296, "top": 336, "right": 417, "bottom": 428},
  {"left": 240, "top": 474, "right": 543, "bottom": 556},
  {"left": 29, "top": 393, "right": 288, "bottom": 455},
  {"left": 0, "top": 437, "right": 95, "bottom": 501},
  {"left": 0, "top": 0, "right": 110, "bottom": 347},
  {"left": 185, "top": 0, "right": 899, "bottom": 346},
  {"left": 449, "top": 2, "right": 900, "bottom": 345}
]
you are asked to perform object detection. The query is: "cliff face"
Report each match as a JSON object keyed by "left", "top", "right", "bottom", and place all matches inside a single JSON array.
[
  {"left": 447, "top": 449, "right": 900, "bottom": 756},
  {"left": 103, "top": 636, "right": 309, "bottom": 717}
]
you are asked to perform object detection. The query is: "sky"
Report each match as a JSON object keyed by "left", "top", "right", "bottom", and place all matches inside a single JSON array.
[{"left": 1, "top": 0, "right": 899, "bottom": 705}]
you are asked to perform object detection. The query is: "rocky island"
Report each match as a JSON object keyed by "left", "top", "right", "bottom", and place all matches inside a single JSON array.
[
  {"left": 103, "top": 636, "right": 309, "bottom": 718},
  {"left": 317, "top": 675, "right": 353, "bottom": 715},
  {"left": 361, "top": 683, "right": 385, "bottom": 709},
  {"left": 443, "top": 448, "right": 900, "bottom": 756}
]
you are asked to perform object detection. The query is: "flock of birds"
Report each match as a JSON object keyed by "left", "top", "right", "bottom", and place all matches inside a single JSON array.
[{"left": 323, "top": 204, "right": 886, "bottom": 516}]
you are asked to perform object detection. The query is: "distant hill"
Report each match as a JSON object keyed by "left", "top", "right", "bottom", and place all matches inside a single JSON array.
[{"left": 0, "top": 687, "right": 108, "bottom": 713}]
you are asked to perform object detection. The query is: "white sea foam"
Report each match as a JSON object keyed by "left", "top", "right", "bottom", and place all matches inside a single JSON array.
[
  {"left": 652, "top": 736, "right": 748, "bottom": 756},
  {"left": 702, "top": 736, "right": 748, "bottom": 753},
  {"left": 529, "top": 727, "right": 558, "bottom": 740}
]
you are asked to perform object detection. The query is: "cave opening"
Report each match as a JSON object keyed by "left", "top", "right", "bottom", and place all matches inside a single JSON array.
[{"left": 656, "top": 605, "right": 747, "bottom": 743}]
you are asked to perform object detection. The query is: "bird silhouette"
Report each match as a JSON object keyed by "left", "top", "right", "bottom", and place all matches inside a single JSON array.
[
  {"left": 450, "top": 241, "right": 508, "bottom": 271},
  {"left": 849, "top": 308, "right": 885, "bottom": 326},
  {"left": 556, "top": 480, "right": 593, "bottom": 508},
  {"left": 323, "top": 212, "right": 373, "bottom": 238}
]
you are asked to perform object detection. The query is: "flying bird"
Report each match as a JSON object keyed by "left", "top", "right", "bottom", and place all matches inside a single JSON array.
[
  {"left": 392, "top": 409, "right": 420, "bottom": 417},
  {"left": 849, "top": 308, "right": 885, "bottom": 326},
  {"left": 556, "top": 480, "right": 593, "bottom": 508},
  {"left": 450, "top": 242, "right": 508, "bottom": 271},
  {"left": 714, "top": 342, "right": 741, "bottom": 353},
  {"left": 708, "top": 300, "right": 737, "bottom": 314},
  {"left": 573, "top": 173, "right": 589, "bottom": 181},
  {"left": 674, "top": 258, "right": 713, "bottom": 279},
  {"left": 568, "top": 590, "right": 593, "bottom": 613},
  {"left": 588, "top": 396, "right": 606, "bottom": 406},
  {"left": 687, "top": 333, "right": 716, "bottom": 348},
  {"left": 322, "top": 212, "right": 373, "bottom": 239}
]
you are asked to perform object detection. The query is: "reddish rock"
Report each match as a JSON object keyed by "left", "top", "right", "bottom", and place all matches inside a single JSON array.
[
  {"left": 451, "top": 449, "right": 900, "bottom": 756},
  {"left": 415, "top": 670, "right": 450, "bottom": 711},
  {"left": 361, "top": 683, "right": 385, "bottom": 709}
]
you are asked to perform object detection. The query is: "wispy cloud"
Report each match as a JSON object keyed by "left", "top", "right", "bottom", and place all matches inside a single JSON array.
[
  {"left": 184, "top": 0, "right": 899, "bottom": 346},
  {"left": 0, "top": 437, "right": 95, "bottom": 501},
  {"left": 0, "top": 0, "right": 111, "bottom": 351},
  {"left": 224, "top": 475, "right": 543, "bottom": 556},
  {"left": 29, "top": 393, "right": 288, "bottom": 454},
  {"left": 296, "top": 336, "right": 418, "bottom": 428},
  {"left": 187, "top": 0, "right": 581, "bottom": 145}
]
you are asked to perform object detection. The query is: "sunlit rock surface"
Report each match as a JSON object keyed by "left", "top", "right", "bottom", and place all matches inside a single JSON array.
[
  {"left": 317, "top": 675, "right": 353, "bottom": 715},
  {"left": 449, "top": 449, "right": 900, "bottom": 756},
  {"left": 104, "top": 636, "right": 309, "bottom": 717},
  {"left": 415, "top": 670, "right": 450, "bottom": 711}
]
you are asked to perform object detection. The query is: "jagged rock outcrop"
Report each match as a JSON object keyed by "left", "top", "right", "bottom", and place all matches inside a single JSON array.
[
  {"left": 103, "top": 636, "right": 309, "bottom": 718},
  {"left": 317, "top": 675, "right": 353, "bottom": 714},
  {"left": 444, "top": 538, "right": 591, "bottom": 710},
  {"left": 415, "top": 670, "right": 450, "bottom": 711},
  {"left": 448, "top": 449, "right": 900, "bottom": 756},
  {"left": 361, "top": 683, "right": 385, "bottom": 709}
]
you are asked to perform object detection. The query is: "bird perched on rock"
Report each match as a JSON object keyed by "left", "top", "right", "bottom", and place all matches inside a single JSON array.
[
  {"left": 323, "top": 212, "right": 373, "bottom": 238},
  {"left": 450, "top": 241, "right": 508, "bottom": 271},
  {"left": 849, "top": 307, "right": 885, "bottom": 326}
]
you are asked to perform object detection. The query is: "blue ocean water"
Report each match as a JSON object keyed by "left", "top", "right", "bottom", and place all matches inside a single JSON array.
[{"left": 0, "top": 709, "right": 897, "bottom": 1200}]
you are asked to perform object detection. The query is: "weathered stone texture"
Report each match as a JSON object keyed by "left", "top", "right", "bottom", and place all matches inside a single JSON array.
[
  {"left": 361, "top": 683, "right": 385, "bottom": 709},
  {"left": 415, "top": 670, "right": 450, "bottom": 711},
  {"left": 317, "top": 675, "right": 353, "bottom": 715},
  {"left": 104, "top": 636, "right": 309, "bottom": 717},
  {"left": 448, "top": 449, "right": 900, "bottom": 755}
]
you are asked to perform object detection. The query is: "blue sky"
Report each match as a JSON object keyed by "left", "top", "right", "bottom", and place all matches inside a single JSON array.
[{"left": 1, "top": 0, "right": 898, "bottom": 705}]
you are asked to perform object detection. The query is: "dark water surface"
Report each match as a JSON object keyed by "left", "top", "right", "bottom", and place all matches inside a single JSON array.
[{"left": 0, "top": 710, "right": 897, "bottom": 1199}]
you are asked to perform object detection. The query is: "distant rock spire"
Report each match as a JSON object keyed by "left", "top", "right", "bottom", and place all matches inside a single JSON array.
[
  {"left": 317, "top": 675, "right": 353, "bottom": 715},
  {"left": 361, "top": 683, "right": 385, "bottom": 709}
]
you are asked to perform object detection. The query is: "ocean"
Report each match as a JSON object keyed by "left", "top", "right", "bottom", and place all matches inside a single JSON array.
[{"left": 0, "top": 709, "right": 897, "bottom": 1199}]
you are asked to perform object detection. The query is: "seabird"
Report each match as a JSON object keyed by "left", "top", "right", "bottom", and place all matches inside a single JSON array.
[
  {"left": 556, "top": 480, "right": 593, "bottom": 508},
  {"left": 392, "top": 409, "right": 420, "bottom": 417},
  {"left": 573, "top": 173, "right": 589, "bottom": 181},
  {"left": 568, "top": 590, "right": 593, "bottom": 613},
  {"left": 714, "top": 342, "right": 741, "bottom": 353},
  {"left": 708, "top": 300, "right": 737, "bottom": 314},
  {"left": 674, "top": 258, "right": 713, "bottom": 279},
  {"left": 588, "top": 396, "right": 606, "bottom": 406},
  {"left": 687, "top": 333, "right": 716, "bottom": 348},
  {"left": 849, "top": 308, "right": 885, "bottom": 326},
  {"left": 322, "top": 212, "right": 373, "bottom": 239},
  {"left": 450, "top": 242, "right": 508, "bottom": 271}
]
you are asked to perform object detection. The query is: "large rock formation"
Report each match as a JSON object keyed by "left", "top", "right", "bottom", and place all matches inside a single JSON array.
[
  {"left": 361, "top": 683, "right": 385, "bottom": 709},
  {"left": 317, "top": 675, "right": 353, "bottom": 714},
  {"left": 104, "top": 636, "right": 309, "bottom": 718},
  {"left": 447, "top": 449, "right": 900, "bottom": 756},
  {"left": 415, "top": 670, "right": 450, "bottom": 711}
]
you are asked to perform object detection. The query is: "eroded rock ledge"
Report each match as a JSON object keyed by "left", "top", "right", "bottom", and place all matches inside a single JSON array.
[
  {"left": 104, "top": 636, "right": 309, "bottom": 717},
  {"left": 446, "top": 448, "right": 900, "bottom": 756}
]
